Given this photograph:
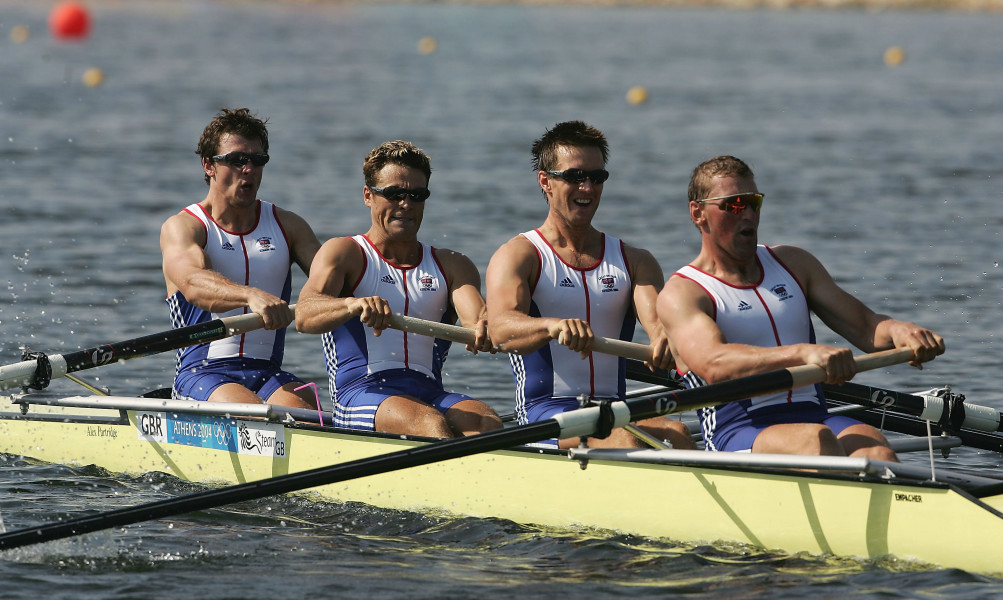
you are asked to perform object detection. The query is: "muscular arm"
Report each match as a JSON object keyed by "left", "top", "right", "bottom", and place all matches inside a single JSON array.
[
  {"left": 485, "top": 236, "right": 594, "bottom": 355},
  {"left": 658, "top": 268, "right": 856, "bottom": 386},
  {"left": 274, "top": 206, "right": 322, "bottom": 276},
  {"left": 436, "top": 248, "right": 492, "bottom": 353},
  {"left": 160, "top": 211, "right": 292, "bottom": 329},
  {"left": 295, "top": 237, "right": 392, "bottom": 334},
  {"left": 625, "top": 244, "right": 673, "bottom": 371},
  {"left": 776, "top": 246, "right": 945, "bottom": 368}
]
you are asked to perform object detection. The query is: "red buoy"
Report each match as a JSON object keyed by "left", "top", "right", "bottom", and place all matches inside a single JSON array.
[{"left": 49, "top": 1, "right": 91, "bottom": 41}]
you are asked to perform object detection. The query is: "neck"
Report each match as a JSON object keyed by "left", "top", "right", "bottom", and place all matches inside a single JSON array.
[
  {"left": 692, "top": 244, "right": 761, "bottom": 285},
  {"left": 202, "top": 195, "right": 258, "bottom": 232},
  {"left": 364, "top": 231, "right": 422, "bottom": 267}
]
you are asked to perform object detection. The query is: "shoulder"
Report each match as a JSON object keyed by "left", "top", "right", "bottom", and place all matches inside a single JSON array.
[
  {"left": 431, "top": 246, "right": 478, "bottom": 274},
  {"left": 767, "top": 244, "right": 826, "bottom": 277},
  {"left": 317, "top": 236, "right": 365, "bottom": 266},
  {"left": 491, "top": 233, "right": 537, "bottom": 263},
  {"left": 661, "top": 270, "right": 715, "bottom": 314},
  {"left": 271, "top": 205, "right": 317, "bottom": 238},
  {"left": 161, "top": 208, "right": 204, "bottom": 240},
  {"left": 619, "top": 240, "right": 658, "bottom": 266}
]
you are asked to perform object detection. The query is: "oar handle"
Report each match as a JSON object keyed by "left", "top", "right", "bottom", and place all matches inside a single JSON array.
[
  {"left": 788, "top": 347, "right": 916, "bottom": 388},
  {"left": 0, "top": 305, "right": 295, "bottom": 392},
  {"left": 388, "top": 314, "right": 653, "bottom": 361}
]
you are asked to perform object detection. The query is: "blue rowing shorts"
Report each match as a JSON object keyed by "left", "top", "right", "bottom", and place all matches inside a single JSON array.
[
  {"left": 332, "top": 368, "right": 473, "bottom": 431},
  {"left": 173, "top": 357, "right": 301, "bottom": 402},
  {"left": 706, "top": 401, "right": 865, "bottom": 452}
]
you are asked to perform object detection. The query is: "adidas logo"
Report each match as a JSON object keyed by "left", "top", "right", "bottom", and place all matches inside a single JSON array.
[
  {"left": 737, "top": 300, "right": 752, "bottom": 311},
  {"left": 221, "top": 241, "right": 235, "bottom": 251},
  {"left": 381, "top": 274, "right": 395, "bottom": 284},
  {"left": 559, "top": 277, "right": 575, "bottom": 288}
]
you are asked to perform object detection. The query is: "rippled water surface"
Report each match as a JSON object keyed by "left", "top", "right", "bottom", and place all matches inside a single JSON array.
[{"left": 2, "top": 1, "right": 1003, "bottom": 597}]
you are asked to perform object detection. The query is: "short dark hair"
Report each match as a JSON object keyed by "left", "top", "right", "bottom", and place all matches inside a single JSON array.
[
  {"left": 531, "top": 120, "right": 609, "bottom": 173},
  {"left": 197, "top": 108, "right": 269, "bottom": 185},
  {"left": 363, "top": 140, "right": 432, "bottom": 187},
  {"left": 687, "top": 155, "right": 754, "bottom": 203}
]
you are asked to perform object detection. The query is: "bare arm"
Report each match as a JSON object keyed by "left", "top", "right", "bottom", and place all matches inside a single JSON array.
[
  {"left": 658, "top": 271, "right": 857, "bottom": 386},
  {"left": 625, "top": 244, "right": 673, "bottom": 371},
  {"left": 160, "top": 211, "right": 292, "bottom": 329},
  {"left": 274, "top": 206, "right": 322, "bottom": 276},
  {"left": 776, "top": 246, "right": 945, "bottom": 368},
  {"left": 295, "top": 237, "right": 392, "bottom": 334},
  {"left": 485, "top": 236, "right": 594, "bottom": 356},
  {"left": 436, "top": 248, "right": 492, "bottom": 354}
]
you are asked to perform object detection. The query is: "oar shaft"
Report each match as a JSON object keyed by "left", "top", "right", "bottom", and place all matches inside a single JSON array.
[
  {"left": 388, "top": 314, "right": 653, "bottom": 361},
  {"left": 0, "top": 306, "right": 292, "bottom": 392}
]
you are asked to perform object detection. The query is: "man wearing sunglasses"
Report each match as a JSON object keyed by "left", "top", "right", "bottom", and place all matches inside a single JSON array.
[
  {"left": 658, "top": 155, "right": 945, "bottom": 458},
  {"left": 161, "top": 108, "right": 321, "bottom": 409},
  {"left": 295, "top": 140, "right": 502, "bottom": 438},
  {"left": 485, "top": 121, "right": 695, "bottom": 450}
]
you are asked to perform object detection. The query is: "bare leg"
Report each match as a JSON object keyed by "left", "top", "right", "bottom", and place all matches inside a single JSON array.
[
  {"left": 207, "top": 382, "right": 267, "bottom": 404},
  {"left": 633, "top": 416, "right": 697, "bottom": 450},
  {"left": 266, "top": 381, "right": 319, "bottom": 410},
  {"left": 444, "top": 399, "right": 503, "bottom": 436},
  {"left": 375, "top": 395, "right": 454, "bottom": 438},
  {"left": 752, "top": 422, "right": 846, "bottom": 456},
  {"left": 837, "top": 423, "right": 899, "bottom": 462}
]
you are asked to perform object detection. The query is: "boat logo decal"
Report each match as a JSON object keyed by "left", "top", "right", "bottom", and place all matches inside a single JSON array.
[
  {"left": 895, "top": 493, "right": 923, "bottom": 503},
  {"left": 135, "top": 411, "right": 286, "bottom": 458}
]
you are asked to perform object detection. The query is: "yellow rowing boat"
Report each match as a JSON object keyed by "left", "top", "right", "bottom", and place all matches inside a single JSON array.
[{"left": 3, "top": 391, "right": 1002, "bottom": 574}]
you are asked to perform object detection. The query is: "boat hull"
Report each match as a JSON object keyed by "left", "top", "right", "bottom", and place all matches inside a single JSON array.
[{"left": 1, "top": 398, "right": 1001, "bottom": 574}]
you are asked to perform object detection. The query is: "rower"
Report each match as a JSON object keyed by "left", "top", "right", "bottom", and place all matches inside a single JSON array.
[
  {"left": 160, "top": 108, "right": 321, "bottom": 409},
  {"left": 657, "top": 155, "right": 945, "bottom": 459},
  {"left": 295, "top": 140, "right": 502, "bottom": 438},
  {"left": 485, "top": 120, "right": 695, "bottom": 450}
]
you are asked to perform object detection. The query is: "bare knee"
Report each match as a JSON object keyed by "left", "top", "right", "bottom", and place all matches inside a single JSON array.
[
  {"left": 753, "top": 423, "right": 844, "bottom": 456},
  {"left": 446, "top": 400, "right": 502, "bottom": 437}
]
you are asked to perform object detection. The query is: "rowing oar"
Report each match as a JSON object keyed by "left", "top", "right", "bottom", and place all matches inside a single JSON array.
[
  {"left": 0, "top": 306, "right": 293, "bottom": 392},
  {"left": 624, "top": 359, "right": 1003, "bottom": 453},
  {"left": 0, "top": 347, "right": 913, "bottom": 550},
  {"left": 388, "top": 314, "right": 653, "bottom": 361}
]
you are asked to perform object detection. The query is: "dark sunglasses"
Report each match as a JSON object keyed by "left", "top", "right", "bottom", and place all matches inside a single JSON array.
[
  {"left": 370, "top": 185, "right": 431, "bottom": 203},
  {"left": 697, "top": 193, "right": 764, "bottom": 214},
  {"left": 212, "top": 152, "right": 270, "bottom": 168},
  {"left": 546, "top": 169, "right": 610, "bottom": 185}
]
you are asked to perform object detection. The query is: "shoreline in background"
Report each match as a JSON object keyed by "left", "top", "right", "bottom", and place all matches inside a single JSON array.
[
  {"left": 269, "top": 0, "right": 1003, "bottom": 12},
  {"left": 5, "top": 0, "right": 1003, "bottom": 13}
]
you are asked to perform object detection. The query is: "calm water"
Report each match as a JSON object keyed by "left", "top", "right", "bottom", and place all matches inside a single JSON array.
[{"left": 2, "top": 1, "right": 1003, "bottom": 597}]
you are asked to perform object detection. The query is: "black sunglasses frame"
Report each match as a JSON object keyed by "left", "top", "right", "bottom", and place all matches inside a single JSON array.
[
  {"left": 369, "top": 185, "right": 431, "bottom": 203},
  {"left": 212, "top": 152, "right": 270, "bottom": 168},
  {"left": 545, "top": 169, "right": 610, "bottom": 185}
]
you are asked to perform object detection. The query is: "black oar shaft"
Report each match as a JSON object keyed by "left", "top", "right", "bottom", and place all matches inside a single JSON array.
[{"left": 0, "top": 309, "right": 277, "bottom": 391}]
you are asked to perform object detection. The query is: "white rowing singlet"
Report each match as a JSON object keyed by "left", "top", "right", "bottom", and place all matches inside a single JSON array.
[
  {"left": 674, "top": 245, "right": 822, "bottom": 410},
  {"left": 322, "top": 235, "right": 453, "bottom": 400},
  {"left": 168, "top": 200, "right": 292, "bottom": 368},
  {"left": 510, "top": 229, "right": 635, "bottom": 421}
]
